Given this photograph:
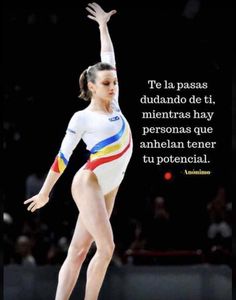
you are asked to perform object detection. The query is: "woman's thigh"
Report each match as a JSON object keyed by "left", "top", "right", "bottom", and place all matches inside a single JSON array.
[
  {"left": 71, "top": 170, "right": 114, "bottom": 246},
  {"left": 68, "top": 176, "right": 119, "bottom": 252},
  {"left": 105, "top": 187, "right": 119, "bottom": 218}
]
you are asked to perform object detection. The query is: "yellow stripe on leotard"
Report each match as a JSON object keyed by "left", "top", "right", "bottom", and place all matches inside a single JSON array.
[
  {"left": 90, "top": 126, "right": 129, "bottom": 160},
  {"left": 58, "top": 156, "right": 67, "bottom": 173}
]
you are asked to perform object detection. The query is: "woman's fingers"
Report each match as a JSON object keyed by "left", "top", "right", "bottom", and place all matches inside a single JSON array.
[
  {"left": 24, "top": 197, "right": 37, "bottom": 206},
  {"left": 24, "top": 194, "right": 48, "bottom": 212},
  {"left": 91, "top": 2, "right": 100, "bottom": 9},
  {"left": 31, "top": 203, "right": 38, "bottom": 212},
  {"left": 86, "top": 2, "right": 116, "bottom": 24},
  {"left": 28, "top": 200, "right": 42, "bottom": 212},
  {"left": 89, "top": 3, "right": 101, "bottom": 11},
  {"left": 109, "top": 10, "right": 117, "bottom": 16},
  {"left": 24, "top": 197, "right": 36, "bottom": 211},
  {"left": 107, "top": 10, "right": 116, "bottom": 21},
  {"left": 24, "top": 198, "right": 34, "bottom": 204},
  {"left": 87, "top": 3, "right": 104, "bottom": 15},
  {"left": 87, "top": 3, "right": 99, "bottom": 13},
  {"left": 27, "top": 201, "right": 36, "bottom": 212},
  {"left": 85, "top": 6, "right": 96, "bottom": 16},
  {"left": 87, "top": 15, "right": 96, "bottom": 21}
]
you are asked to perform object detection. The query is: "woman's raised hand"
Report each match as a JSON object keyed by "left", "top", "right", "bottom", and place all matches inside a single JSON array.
[
  {"left": 24, "top": 193, "right": 49, "bottom": 212},
  {"left": 86, "top": 2, "right": 116, "bottom": 25}
]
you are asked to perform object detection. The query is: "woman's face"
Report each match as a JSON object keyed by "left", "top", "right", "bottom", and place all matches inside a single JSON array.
[{"left": 89, "top": 70, "right": 117, "bottom": 101}]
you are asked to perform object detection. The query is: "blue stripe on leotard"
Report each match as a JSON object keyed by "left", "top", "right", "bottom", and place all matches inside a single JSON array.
[
  {"left": 90, "top": 116, "right": 125, "bottom": 154},
  {"left": 59, "top": 151, "right": 68, "bottom": 165}
]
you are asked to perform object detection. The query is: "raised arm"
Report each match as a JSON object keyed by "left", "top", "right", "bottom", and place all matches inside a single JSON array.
[
  {"left": 86, "top": 2, "right": 116, "bottom": 58},
  {"left": 86, "top": 3, "right": 119, "bottom": 108}
]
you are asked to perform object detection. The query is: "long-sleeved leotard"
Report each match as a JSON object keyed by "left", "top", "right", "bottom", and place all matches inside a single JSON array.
[{"left": 51, "top": 52, "right": 133, "bottom": 195}]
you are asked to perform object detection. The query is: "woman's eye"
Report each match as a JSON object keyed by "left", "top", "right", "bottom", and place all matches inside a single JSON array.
[{"left": 102, "top": 81, "right": 117, "bottom": 86}]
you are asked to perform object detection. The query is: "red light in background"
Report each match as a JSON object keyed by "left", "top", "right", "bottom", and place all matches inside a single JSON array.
[{"left": 164, "top": 171, "right": 173, "bottom": 181}]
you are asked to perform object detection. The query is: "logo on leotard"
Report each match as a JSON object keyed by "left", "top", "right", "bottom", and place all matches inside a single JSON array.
[
  {"left": 108, "top": 116, "right": 120, "bottom": 122},
  {"left": 67, "top": 128, "right": 76, "bottom": 134}
]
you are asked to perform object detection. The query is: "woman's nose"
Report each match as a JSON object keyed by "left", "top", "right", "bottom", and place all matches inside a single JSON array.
[{"left": 109, "top": 84, "right": 116, "bottom": 90}]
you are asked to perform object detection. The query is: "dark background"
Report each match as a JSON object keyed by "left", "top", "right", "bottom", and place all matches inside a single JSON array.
[{"left": 3, "top": 0, "right": 232, "bottom": 264}]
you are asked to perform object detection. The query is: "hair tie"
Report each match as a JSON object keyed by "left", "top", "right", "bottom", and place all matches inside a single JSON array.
[{"left": 87, "top": 65, "right": 92, "bottom": 73}]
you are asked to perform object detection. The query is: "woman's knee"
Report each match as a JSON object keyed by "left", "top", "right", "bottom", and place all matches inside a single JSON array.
[
  {"left": 67, "top": 244, "right": 91, "bottom": 265},
  {"left": 97, "top": 241, "right": 115, "bottom": 262}
]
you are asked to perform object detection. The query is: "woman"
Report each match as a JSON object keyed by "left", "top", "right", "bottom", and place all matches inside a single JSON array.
[{"left": 24, "top": 2, "right": 133, "bottom": 300}]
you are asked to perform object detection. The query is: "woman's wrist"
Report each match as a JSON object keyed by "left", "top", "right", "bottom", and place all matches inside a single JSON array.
[
  {"left": 39, "top": 191, "right": 49, "bottom": 198},
  {"left": 99, "top": 23, "right": 107, "bottom": 29}
]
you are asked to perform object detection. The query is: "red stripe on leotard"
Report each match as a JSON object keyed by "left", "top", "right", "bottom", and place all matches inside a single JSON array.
[
  {"left": 85, "top": 134, "right": 131, "bottom": 171},
  {"left": 51, "top": 158, "right": 60, "bottom": 173}
]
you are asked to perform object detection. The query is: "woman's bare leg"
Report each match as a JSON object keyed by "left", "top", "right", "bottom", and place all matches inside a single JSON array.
[
  {"left": 55, "top": 169, "right": 119, "bottom": 300},
  {"left": 104, "top": 187, "right": 119, "bottom": 217},
  {"left": 55, "top": 216, "right": 93, "bottom": 300},
  {"left": 71, "top": 170, "right": 118, "bottom": 300}
]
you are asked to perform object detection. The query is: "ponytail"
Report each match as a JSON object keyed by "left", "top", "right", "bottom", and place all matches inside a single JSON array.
[{"left": 79, "top": 69, "right": 91, "bottom": 101}]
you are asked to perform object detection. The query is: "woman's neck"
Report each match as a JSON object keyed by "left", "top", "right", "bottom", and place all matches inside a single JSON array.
[{"left": 89, "top": 98, "right": 112, "bottom": 113}]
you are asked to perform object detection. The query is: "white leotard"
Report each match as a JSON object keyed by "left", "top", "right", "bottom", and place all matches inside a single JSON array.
[{"left": 51, "top": 51, "right": 133, "bottom": 195}]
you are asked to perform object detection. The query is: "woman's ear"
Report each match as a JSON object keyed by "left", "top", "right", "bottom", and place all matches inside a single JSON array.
[{"left": 87, "top": 81, "right": 94, "bottom": 93}]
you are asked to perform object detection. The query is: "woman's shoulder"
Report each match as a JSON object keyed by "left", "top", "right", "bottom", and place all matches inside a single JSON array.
[
  {"left": 71, "top": 108, "right": 89, "bottom": 118},
  {"left": 68, "top": 109, "right": 89, "bottom": 127}
]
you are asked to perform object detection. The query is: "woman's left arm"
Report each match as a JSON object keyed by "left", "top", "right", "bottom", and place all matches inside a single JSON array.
[
  {"left": 86, "top": 2, "right": 117, "bottom": 67},
  {"left": 86, "top": 3, "right": 119, "bottom": 108}
]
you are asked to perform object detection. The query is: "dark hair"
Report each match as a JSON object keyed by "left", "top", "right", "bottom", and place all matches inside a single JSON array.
[{"left": 79, "top": 62, "right": 115, "bottom": 101}]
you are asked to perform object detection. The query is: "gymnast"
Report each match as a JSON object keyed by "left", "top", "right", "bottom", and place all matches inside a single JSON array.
[{"left": 24, "top": 3, "right": 132, "bottom": 300}]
